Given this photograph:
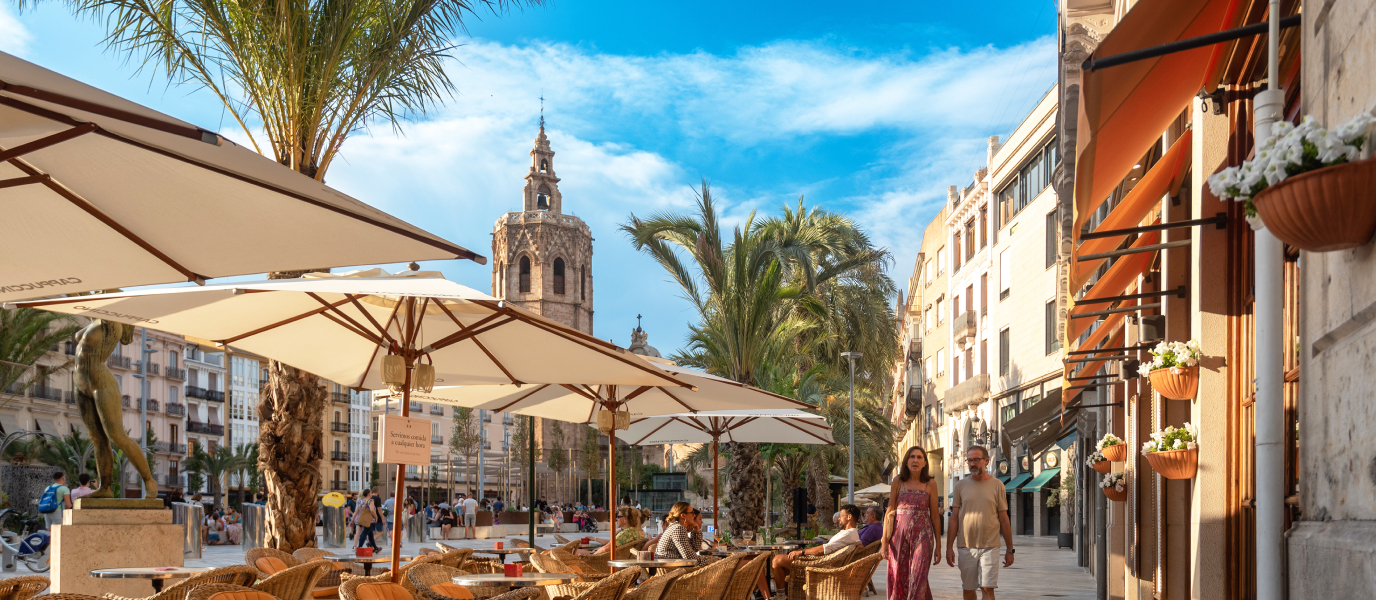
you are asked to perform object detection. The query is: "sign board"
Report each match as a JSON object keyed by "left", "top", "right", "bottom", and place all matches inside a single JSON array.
[
  {"left": 322, "top": 492, "right": 346, "bottom": 508},
  {"left": 377, "top": 414, "right": 432, "bottom": 465}
]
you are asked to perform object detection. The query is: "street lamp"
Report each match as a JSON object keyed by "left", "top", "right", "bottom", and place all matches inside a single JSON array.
[{"left": 840, "top": 351, "right": 862, "bottom": 505}]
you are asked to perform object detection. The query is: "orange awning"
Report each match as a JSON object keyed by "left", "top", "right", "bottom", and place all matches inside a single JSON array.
[
  {"left": 1072, "top": 130, "right": 1192, "bottom": 290},
  {"left": 1062, "top": 328, "right": 1125, "bottom": 408},
  {"left": 1068, "top": 228, "right": 1161, "bottom": 342},
  {"left": 1074, "top": 0, "right": 1234, "bottom": 234}
]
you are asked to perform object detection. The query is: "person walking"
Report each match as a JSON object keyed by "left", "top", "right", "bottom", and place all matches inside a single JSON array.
[
  {"left": 355, "top": 488, "right": 379, "bottom": 550},
  {"left": 493, "top": 497, "right": 505, "bottom": 525},
  {"left": 883, "top": 446, "right": 941, "bottom": 600},
  {"left": 946, "top": 446, "right": 1014, "bottom": 600},
  {"left": 71, "top": 473, "right": 96, "bottom": 501},
  {"left": 462, "top": 493, "right": 479, "bottom": 539},
  {"left": 37, "top": 471, "right": 73, "bottom": 530}
]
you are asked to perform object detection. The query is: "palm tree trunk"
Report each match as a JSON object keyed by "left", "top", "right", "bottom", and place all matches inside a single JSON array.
[
  {"left": 808, "top": 452, "right": 834, "bottom": 529},
  {"left": 260, "top": 360, "right": 326, "bottom": 551},
  {"left": 725, "top": 441, "right": 764, "bottom": 536}
]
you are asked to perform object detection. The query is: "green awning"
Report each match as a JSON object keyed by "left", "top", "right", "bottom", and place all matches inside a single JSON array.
[
  {"left": 1023, "top": 468, "right": 1062, "bottom": 493},
  {"left": 997, "top": 475, "right": 1011, "bottom": 484},
  {"left": 1005, "top": 472, "right": 1032, "bottom": 493}
]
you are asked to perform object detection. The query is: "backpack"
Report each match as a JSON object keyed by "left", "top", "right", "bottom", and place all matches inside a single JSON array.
[
  {"left": 355, "top": 503, "right": 374, "bottom": 527},
  {"left": 37, "top": 484, "right": 61, "bottom": 514}
]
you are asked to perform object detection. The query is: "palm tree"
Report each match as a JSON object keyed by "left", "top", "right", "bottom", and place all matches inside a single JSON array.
[
  {"left": 31, "top": 431, "right": 97, "bottom": 479},
  {"left": 20, "top": 0, "right": 541, "bottom": 551},
  {"left": 229, "top": 443, "right": 256, "bottom": 506},
  {"left": 185, "top": 440, "right": 242, "bottom": 508},
  {"left": 1, "top": 308, "right": 80, "bottom": 410}
]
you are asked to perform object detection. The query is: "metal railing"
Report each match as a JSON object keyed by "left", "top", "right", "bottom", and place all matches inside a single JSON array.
[
  {"left": 409, "top": 401, "right": 422, "bottom": 412},
  {"left": 431, "top": 435, "right": 443, "bottom": 444},
  {"left": 332, "top": 392, "right": 351, "bottom": 404},
  {"left": 331, "top": 451, "right": 349, "bottom": 461},
  {"left": 164, "top": 473, "right": 181, "bottom": 486},
  {"left": 166, "top": 403, "right": 186, "bottom": 417},
  {"left": 145, "top": 399, "right": 160, "bottom": 412},
  {"left": 481, "top": 413, "right": 491, "bottom": 422},
  {"left": 430, "top": 405, "right": 444, "bottom": 415},
  {"left": 135, "top": 362, "right": 161, "bottom": 376},
  {"left": 31, "top": 387, "right": 64, "bottom": 402},
  {"left": 188, "top": 421, "right": 224, "bottom": 435},
  {"left": 107, "top": 356, "right": 131, "bottom": 369},
  {"left": 331, "top": 422, "right": 350, "bottom": 433},
  {"left": 165, "top": 366, "right": 187, "bottom": 380},
  {"left": 189, "top": 386, "right": 226, "bottom": 402},
  {"left": 169, "top": 443, "right": 187, "bottom": 454},
  {"left": 331, "top": 480, "right": 348, "bottom": 491},
  {"left": 503, "top": 415, "right": 514, "bottom": 425},
  {"left": 65, "top": 390, "right": 76, "bottom": 404}
]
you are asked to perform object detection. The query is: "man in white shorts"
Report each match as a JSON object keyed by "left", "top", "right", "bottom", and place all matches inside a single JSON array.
[
  {"left": 946, "top": 445, "right": 1014, "bottom": 600},
  {"left": 463, "top": 493, "right": 479, "bottom": 539}
]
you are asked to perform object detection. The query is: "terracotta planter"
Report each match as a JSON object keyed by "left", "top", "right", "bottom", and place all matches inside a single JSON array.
[
  {"left": 1100, "top": 444, "right": 1127, "bottom": 463},
  {"left": 1102, "top": 486, "right": 1128, "bottom": 502},
  {"left": 1253, "top": 158, "right": 1376, "bottom": 252},
  {"left": 1145, "top": 448, "right": 1198, "bottom": 479},
  {"left": 1149, "top": 366, "right": 1199, "bottom": 400},
  {"left": 1091, "top": 460, "right": 1112, "bottom": 474}
]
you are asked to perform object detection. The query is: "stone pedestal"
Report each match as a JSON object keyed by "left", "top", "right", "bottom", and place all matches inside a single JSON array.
[{"left": 51, "top": 506, "right": 184, "bottom": 596}]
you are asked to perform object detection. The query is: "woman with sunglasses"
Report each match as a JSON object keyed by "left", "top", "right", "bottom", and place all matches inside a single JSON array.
[{"left": 655, "top": 501, "right": 716, "bottom": 566}]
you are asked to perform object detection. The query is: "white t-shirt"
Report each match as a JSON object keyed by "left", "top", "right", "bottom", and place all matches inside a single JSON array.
[
  {"left": 463, "top": 498, "right": 478, "bottom": 515},
  {"left": 820, "top": 527, "right": 860, "bottom": 554}
]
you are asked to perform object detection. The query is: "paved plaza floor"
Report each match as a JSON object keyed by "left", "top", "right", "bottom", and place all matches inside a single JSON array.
[{"left": 4, "top": 531, "right": 1097, "bottom": 599}]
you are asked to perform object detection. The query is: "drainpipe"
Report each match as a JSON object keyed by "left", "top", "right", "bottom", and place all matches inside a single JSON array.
[{"left": 1253, "top": 0, "right": 1285, "bottom": 598}]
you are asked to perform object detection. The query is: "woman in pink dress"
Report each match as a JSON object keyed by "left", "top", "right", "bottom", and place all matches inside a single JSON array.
[{"left": 882, "top": 446, "right": 941, "bottom": 600}]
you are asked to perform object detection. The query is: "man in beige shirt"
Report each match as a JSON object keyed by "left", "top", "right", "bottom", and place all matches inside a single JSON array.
[{"left": 946, "top": 445, "right": 1014, "bottom": 600}]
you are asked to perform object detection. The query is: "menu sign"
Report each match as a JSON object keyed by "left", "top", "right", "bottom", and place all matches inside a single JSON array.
[{"left": 377, "top": 414, "right": 432, "bottom": 465}]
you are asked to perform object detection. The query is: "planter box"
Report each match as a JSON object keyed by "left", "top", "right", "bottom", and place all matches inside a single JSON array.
[
  {"left": 1102, "top": 486, "right": 1127, "bottom": 502},
  {"left": 1091, "top": 460, "right": 1112, "bottom": 474},
  {"left": 1149, "top": 366, "right": 1199, "bottom": 400},
  {"left": 1100, "top": 444, "right": 1127, "bottom": 463},
  {"left": 1145, "top": 448, "right": 1198, "bottom": 479},
  {"left": 1253, "top": 158, "right": 1376, "bottom": 252}
]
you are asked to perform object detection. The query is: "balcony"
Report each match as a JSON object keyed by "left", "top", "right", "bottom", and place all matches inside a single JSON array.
[
  {"left": 164, "top": 473, "right": 181, "bottom": 487},
  {"left": 31, "top": 387, "right": 64, "bottom": 403},
  {"left": 431, "top": 435, "right": 443, "bottom": 444},
  {"left": 134, "top": 362, "right": 161, "bottom": 376},
  {"left": 332, "top": 392, "right": 350, "bottom": 404},
  {"left": 188, "top": 386, "right": 225, "bottom": 402},
  {"left": 331, "top": 422, "right": 351, "bottom": 433},
  {"left": 107, "top": 356, "right": 131, "bottom": 369},
  {"left": 954, "top": 310, "right": 978, "bottom": 344},
  {"left": 153, "top": 441, "right": 186, "bottom": 454},
  {"left": 165, "top": 366, "right": 186, "bottom": 380},
  {"left": 65, "top": 391, "right": 76, "bottom": 404},
  {"left": 186, "top": 350, "right": 223, "bottom": 366},
  {"left": 188, "top": 421, "right": 224, "bottom": 435},
  {"left": 145, "top": 399, "right": 160, "bottom": 412},
  {"left": 405, "top": 472, "right": 422, "bottom": 481},
  {"left": 331, "top": 451, "right": 349, "bottom": 462},
  {"left": 503, "top": 415, "right": 514, "bottom": 425},
  {"left": 481, "top": 412, "right": 491, "bottom": 422},
  {"left": 331, "top": 480, "right": 348, "bottom": 491},
  {"left": 409, "top": 401, "right": 422, "bottom": 412},
  {"left": 429, "top": 405, "right": 444, "bottom": 415},
  {"left": 942, "top": 373, "right": 989, "bottom": 414},
  {"left": 166, "top": 403, "right": 186, "bottom": 417}
]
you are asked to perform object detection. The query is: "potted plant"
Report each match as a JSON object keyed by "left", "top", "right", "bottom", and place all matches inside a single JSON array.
[
  {"left": 1141, "top": 423, "right": 1200, "bottom": 480},
  {"left": 1138, "top": 340, "right": 1202, "bottom": 400},
  {"left": 1209, "top": 113, "right": 1376, "bottom": 250},
  {"left": 1086, "top": 450, "right": 1112, "bottom": 474},
  {"left": 1100, "top": 473, "right": 1127, "bottom": 502},
  {"left": 1097, "top": 433, "right": 1127, "bottom": 463}
]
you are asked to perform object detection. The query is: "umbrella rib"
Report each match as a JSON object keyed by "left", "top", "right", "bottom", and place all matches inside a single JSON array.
[
  {"left": 219, "top": 295, "right": 354, "bottom": 344},
  {"left": 0, "top": 82, "right": 206, "bottom": 140},
  {"left": 426, "top": 312, "right": 513, "bottom": 351},
  {"left": 495, "top": 384, "right": 551, "bottom": 413},
  {"left": 6, "top": 157, "right": 205, "bottom": 284},
  {"left": 0, "top": 94, "right": 486, "bottom": 264},
  {"left": 725, "top": 417, "right": 758, "bottom": 432},
  {"left": 0, "top": 122, "right": 98, "bottom": 162},
  {"left": 632, "top": 420, "right": 676, "bottom": 446},
  {"left": 345, "top": 294, "right": 398, "bottom": 347},
  {"left": 659, "top": 388, "right": 698, "bottom": 413},
  {"left": 623, "top": 386, "right": 653, "bottom": 401},
  {"left": 307, "top": 293, "right": 384, "bottom": 346},
  {"left": 777, "top": 418, "right": 834, "bottom": 445},
  {"left": 435, "top": 302, "right": 522, "bottom": 385},
  {"left": 559, "top": 384, "right": 599, "bottom": 402},
  {"left": 316, "top": 310, "right": 384, "bottom": 347},
  {"left": 0, "top": 174, "right": 49, "bottom": 190}
]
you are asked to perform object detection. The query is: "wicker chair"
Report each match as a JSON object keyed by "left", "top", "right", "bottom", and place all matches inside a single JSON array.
[
  {"left": 509, "top": 539, "right": 545, "bottom": 552},
  {"left": 247, "top": 547, "right": 305, "bottom": 578},
  {"left": 659, "top": 556, "right": 739, "bottom": 600},
  {"left": 803, "top": 553, "right": 881, "bottom": 600},
  {"left": 438, "top": 549, "right": 474, "bottom": 571},
  {"left": 553, "top": 535, "right": 572, "bottom": 544},
  {"left": 184, "top": 584, "right": 276, "bottom": 600},
  {"left": 722, "top": 552, "right": 771, "bottom": 600},
  {"left": 620, "top": 571, "right": 682, "bottom": 600},
  {"left": 33, "top": 595, "right": 104, "bottom": 600},
  {"left": 0, "top": 575, "right": 50, "bottom": 600},
  {"left": 253, "top": 560, "right": 333, "bottom": 600},
  {"left": 407, "top": 564, "right": 507, "bottom": 600},
  {"left": 783, "top": 546, "right": 856, "bottom": 600},
  {"left": 547, "top": 549, "right": 609, "bottom": 582},
  {"left": 295, "top": 547, "right": 367, "bottom": 583},
  {"left": 102, "top": 566, "right": 260, "bottom": 600},
  {"left": 547, "top": 566, "right": 640, "bottom": 600},
  {"left": 581, "top": 539, "right": 643, "bottom": 574},
  {"left": 339, "top": 578, "right": 410, "bottom": 600},
  {"left": 844, "top": 542, "right": 880, "bottom": 597}
]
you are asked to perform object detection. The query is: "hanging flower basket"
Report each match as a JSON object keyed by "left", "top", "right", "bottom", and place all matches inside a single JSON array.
[
  {"left": 1092, "top": 460, "right": 1112, "bottom": 474},
  {"left": 1100, "top": 444, "right": 1127, "bottom": 463},
  {"left": 1144, "top": 448, "right": 1198, "bottom": 480},
  {"left": 1252, "top": 159, "right": 1376, "bottom": 252},
  {"left": 1149, "top": 365, "right": 1199, "bottom": 400},
  {"left": 1102, "top": 486, "right": 1128, "bottom": 502}
]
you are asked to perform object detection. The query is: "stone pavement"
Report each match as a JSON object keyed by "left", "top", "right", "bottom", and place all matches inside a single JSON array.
[{"left": 5, "top": 530, "right": 1098, "bottom": 600}]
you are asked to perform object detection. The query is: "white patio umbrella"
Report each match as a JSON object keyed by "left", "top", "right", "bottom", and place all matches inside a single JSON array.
[
  {"left": 853, "top": 482, "right": 891, "bottom": 499},
  {"left": 0, "top": 51, "right": 482, "bottom": 302},
  {"left": 10, "top": 269, "right": 690, "bottom": 576},
  {"left": 614, "top": 409, "right": 833, "bottom": 530},
  {"left": 400, "top": 360, "right": 818, "bottom": 547}
]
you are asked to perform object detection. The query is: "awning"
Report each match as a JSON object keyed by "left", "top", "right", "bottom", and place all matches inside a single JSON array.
[
  {"left": 35, "top": 418, "right": 57, "bottom": 433},
  {"left": 997, "top": 475, "right": 1011, "bottom": 484},
  {"left": 1058, "top": 431, "right": 1078, "bottom": 450},
  {"left": 1062, "top": 328, "right": 1125, "bottom": 407},
  {"left": 1028, "top": 423, "right": 1064, "bottom": 457},
  {"left": 1069, "top": 229, "right": 1160, "bottom": 342},
  {"left": 1003, "top": 388, "right": 1064, "bottom": 441},
  {"left": 1072, "top": 130, "right": 1193, "bottom": 290},
  {"left": 1023, "top": 468, "right": 1062, "bottom": 493},
  {"left": 944, "top": 374, "right": 990, "bottom": 414},
  {"left": 1074, "top": 0, "right": 1234, "bottom": 233},
  {"left": 0, "top": 413, "right": 22, "bottom": 434},
  {"left": 1005, "top": 472, "right": 1033, "bottom": 493}
]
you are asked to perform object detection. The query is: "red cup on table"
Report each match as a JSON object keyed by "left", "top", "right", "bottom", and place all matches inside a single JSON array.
[
  {"left": 581, "top": 537, "right": 590, "bottom": 544},
  {"left": 504, "top": 563, "right": 522, "bottom": 577},
  {"left": 495, "top": 541, "right": 505, "bottom": 550},
  {"left": 356, "top": 547, "right": 373, "bottom": 557}
]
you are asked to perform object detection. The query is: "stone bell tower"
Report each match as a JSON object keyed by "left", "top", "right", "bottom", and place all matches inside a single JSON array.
[{"left": 491, "top": 123, "right": 594, "bottom": 333}]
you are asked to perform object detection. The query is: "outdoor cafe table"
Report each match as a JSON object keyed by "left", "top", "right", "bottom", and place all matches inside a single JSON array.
[
  {"left": 606, "top": 558, "right": 696, "bottom": 576},
  {"left": 89, "top": 567, "right": 210, "bottom": 593},
  {"left": 451, "top": 573, "right": 578, "bottom": 590},
  {"left": 472, "top": 548, "right": 535, "bottom": 564},
  {"left": 326, "top": 554, "right": 413, "bottom": 577}
]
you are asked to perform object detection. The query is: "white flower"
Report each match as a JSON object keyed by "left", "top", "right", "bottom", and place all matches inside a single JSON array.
[
  {"left": 1239, "top": 163, "right": 1266, "bottom": 192},
  {"left": 1186, "top": 442, "right": 1197, "bottom": 450},
  {"left": 1336, "top": 112, "right": 1373, "bottom": 144},
  {"left": 1115, "top": 483, "right": 1125, "bottom": 492},
  {"left": 1207, "top": 168, "right": 1238, "bottom": 198},
  {"left": 1138, "top": 363, "right": 1153, "bottom": 377},
  {"left": 1262, "top": 161, "right": 1289, "bottom": 186}
]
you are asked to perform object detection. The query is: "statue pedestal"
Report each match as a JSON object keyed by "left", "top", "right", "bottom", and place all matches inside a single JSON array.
[{"left": 51, "top": 505, "right": 184, "bottom": 596}]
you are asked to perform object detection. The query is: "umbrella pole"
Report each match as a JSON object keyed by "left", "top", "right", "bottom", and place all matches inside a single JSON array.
[
  {"left": 528, "top": 415, "right": 536, "bottom": 549},
  {"left": 390, "top": 359, "right": 412, "bottom": 582},
  {"left": 712, "top": 438, "right": 719, "bottom": 539},
  {"left": 609, "top": 426, "right": 617, "bottom": 564}
]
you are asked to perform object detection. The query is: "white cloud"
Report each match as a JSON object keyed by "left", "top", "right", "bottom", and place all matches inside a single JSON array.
[{"left": 0, "top": 5, "right": 31, "bottom": 56}]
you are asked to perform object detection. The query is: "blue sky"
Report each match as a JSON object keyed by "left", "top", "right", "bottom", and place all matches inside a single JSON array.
[{"left": 1, "top": 0, "right": 1058, "bottom": 356}]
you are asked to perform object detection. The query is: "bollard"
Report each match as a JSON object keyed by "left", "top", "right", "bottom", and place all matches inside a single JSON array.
[
  {"left": 407, "top": 512, "right": 427, "bottom": 543},
  {"left": 172, "top": 502, "right": 204, "bottom": 558},
  {"left": 322, "top": 504, "right": 347, "bottom": 548},
  {"left": 241, "top": 503, "right": 267, "bottom": 550}
]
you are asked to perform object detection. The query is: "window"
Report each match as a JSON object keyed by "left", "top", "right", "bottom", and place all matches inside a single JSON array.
[
  {"left": 952, "top": 295, "right": 961, "bottom": 321},
  {"left": 518, "top": 256, "right": 531, "bottom": 293},
  {"left": 997, "top": 138, "right": 1058, "bottom": 223},
  {"left": 581, "top": 265, "right": 587, "bottom": 300},
  {"left": 1046, "top": 210, "right": 1058, "bottom": 268},
  {"left": 964, "top": 347, "right": 973, "bottom": 379},
  {"left": 1046, "top": 300, "right": 1060, "bottom": 355},
  {"left": 937, "top": 247, "right": 946, "bottom": 274},
  {"left": 536, "top": 185, "right": 551, "bottom": 210},
  {"left": 952, "top": 232, "right": 962, "bottom": 271},
  {"left": 553, "top": 258, "right": 566, "bottom": 295},
  {"left": 965, "top": 219, "right": 976, "bottom": 260},
  {"left": 999, "top": 250, "right": 1011, "bottom": 300},
  {"left": 539, "top": 159, "right": 548, "bottom": 173},
  {"left": 1001, "top": 403, "right": 1018, "bottom": 424},
  {"left": 925, "top": 260, "right": 934, "bottom": 284},
  {"left": 936, "top": 349, "right": 946, "bottom": 375},
  {"left": 925, "top": 357, "right": 934, "bottom": 381},
  {"left": 952, "top": 355, "right": 960, "bottom": 384},
  {"left": 169, "top": 386, "right": 178, "bottom": 405},
  {"left": 979, "top": 206, "right": 988, "bottom": 249},
  {"left": 999, "top": 328, "right": 1010, "bottom": 376},
  {"left": 979, "top": 339, "right": 988, "bottom": 374},
  {"left": 925, "top": 308, "right": 933, "bottom": 333},
  {"left": 935, "top": 297, "right": 944, "bottom": 323},
  {"left": 168, "top": 351, "right": 178, "bottom": 369},
  {"left": 980, "top": 274, "right": 988, "bottom": 315},
  {"left": 965, "top": 285, "right": 974, "bottom": 320},
  {"left": 1023, "top": 394, "right": 1040, "bottom": 412}
]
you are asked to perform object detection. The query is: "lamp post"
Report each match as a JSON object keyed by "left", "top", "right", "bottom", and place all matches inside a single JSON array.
[{"left": 841, "top": 351, "right": 862, "bottom": 505}]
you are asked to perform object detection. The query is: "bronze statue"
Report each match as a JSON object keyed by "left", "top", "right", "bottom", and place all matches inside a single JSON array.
[{"left": 74, "top": 319, "right": 157, "bottom": 499}]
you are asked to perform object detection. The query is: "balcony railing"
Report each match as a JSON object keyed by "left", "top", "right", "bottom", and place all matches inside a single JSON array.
[
  {"left": 187, "top": 386, "right": 225, "bottom": 402},
  {"left": 107, "top": 356, "right": 131, "bottom": 369},
  {"left": 331, "top": 422, "right": 350, "bottom": 433},
  {"left": 187, "top": 421, "right": 224, "bottom": 435},
  {"left": 431, "top": 435, "right": 443, "bottom": 444},
  {"left": 429, "top": 405, "right": 444, "bottom": 415},
  {"left": 332, "top": 392, "right": 350, "bottom": 404},
  {"left": 31, "top": 387, "right": 64, "bottom": 402},
  {"left": 166, "top": 403, "right": 186, "bottom": 417},
  {"left": 164, "top": 473, "right": 181, "bottom": 486},
  {"left": 165, "top": 366, "right": 186, "bottom": 380},
  {"left": 405, "top": 473, "right": 422, "bottom": 481},
  {"left": 331, "top": 480, "right": 348, "bottom": 491},
  {"left": 186, "top": 350, "right": 223, "bottom": 366},
  {"left": 65, "top": 390, "right": 76, "bottom": 404},
  {"left": 409, "top": 401, "right": 422, "bottom": 412},
  {"left": 170, "top": 443, "right": 187, "bottom": 454},
  {"left": 954, "top": 310, "right": 978, "bottom": 344},
  {"left": 331, "top": 451, "right": 349, "bottom": 462},
  {"left": 134, "top": 362, "right": 161, "bottom": 376},
  {"left": 481, "top": 412, "right": 491, "bottom": 422},
  {"left": 503, "top": 415, "right": 514, "bottom": 425}
]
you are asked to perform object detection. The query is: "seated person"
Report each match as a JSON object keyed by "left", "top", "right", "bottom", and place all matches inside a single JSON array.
[
  {"left": 771, "top": 504, "right": 861, "bottom": 589},
  {"left": 654, "top": 501, "right": 715, "bottom": 566},
  {"left": 858, "top": 506, "right": 884, "bottom": 546},
  {"left": 582, "top": 507, "right": 646, "bottom": 555}
]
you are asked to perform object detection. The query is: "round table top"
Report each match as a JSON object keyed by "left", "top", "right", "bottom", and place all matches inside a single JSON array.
[
  {"left": 325, "top": 555, "right": 414, "bottom": 564},
  {"left": 89, "top": 567, "right": 210, "bottom": 579},
  {"left": 451, "top": 573, "right": 578, "bottom": 587},
  {"left": 473, "top": 548, "right": 535, "bottom": 555},
  {"left": 607, "top": 558, "right": 697, "bottom": 568}
]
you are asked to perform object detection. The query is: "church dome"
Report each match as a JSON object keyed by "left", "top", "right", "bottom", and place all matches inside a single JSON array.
[{"left": 628, "top": 325, "right": 661, "bottom": 358}]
